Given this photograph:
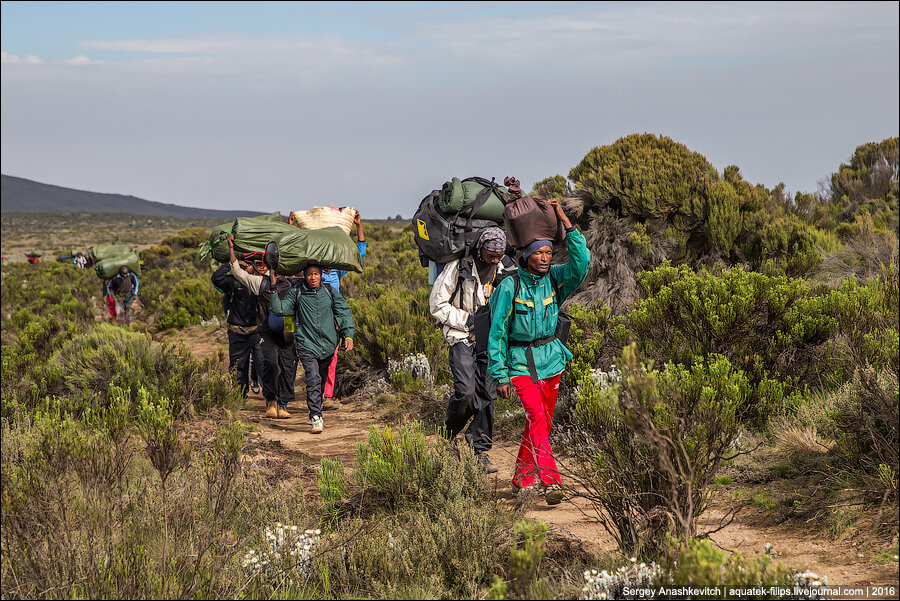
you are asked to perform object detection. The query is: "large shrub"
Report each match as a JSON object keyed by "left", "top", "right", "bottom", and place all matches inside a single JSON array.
[{"left": 571, "top": 345, "right": 749, "bottom": 554}]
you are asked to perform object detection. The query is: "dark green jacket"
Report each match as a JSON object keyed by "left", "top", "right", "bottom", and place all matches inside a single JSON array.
[
  {"left": 270, "top": 281, "right": 355, "bottom": 360},
  {"left": 488, "top": 228, "right": 590, "bottom": 384}
]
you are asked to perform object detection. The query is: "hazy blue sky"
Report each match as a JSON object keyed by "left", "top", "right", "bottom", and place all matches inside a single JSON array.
[{"left": 2, "top": 1, "right": 898, "bottom": 217}]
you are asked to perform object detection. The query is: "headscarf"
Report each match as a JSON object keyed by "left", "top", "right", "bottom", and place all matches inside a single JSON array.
[
  {"left": 476, "top": 227, "right": 507, "bottom": 254},
  {"left": 522, "top": 239, "right": 552, "bottom": 261}
]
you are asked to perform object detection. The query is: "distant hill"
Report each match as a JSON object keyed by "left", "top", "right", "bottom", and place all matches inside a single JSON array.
[{"left": 1, "top": 175, "right": 266, "bottom": 220}]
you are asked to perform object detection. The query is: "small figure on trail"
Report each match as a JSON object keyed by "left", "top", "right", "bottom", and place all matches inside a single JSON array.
[
  {"left": 73, "top": 252, "right": 87, "bottom": 269},
  {"left": 269, "top": 263, "right": 355, "bottom": 434},
  {"left": 212, "top": 258, "right": 264, "bottom": 399},
  {"left": 107, "top": 265, "right": 139, "bottom": 325},
  {"left": 320, "top": 212, "right": 367, "bottom": 406},
  {"left": 25, "top": 252, "right": 41, "bottom": 266},
  {"left": 489, "top": 199, "right": 589, "bottom": 506},
  {"left": 227, "top": 235, "right": 297, "bottom": 419},
  {"left": 430, "top": 226, "right": 515, "bottom": 474}
]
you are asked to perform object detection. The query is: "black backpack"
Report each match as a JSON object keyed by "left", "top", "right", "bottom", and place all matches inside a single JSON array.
[{"left": 412, "top": 178, "right": 507, "bottom": 264}]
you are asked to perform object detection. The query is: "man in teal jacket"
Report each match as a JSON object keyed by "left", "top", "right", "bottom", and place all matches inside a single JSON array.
[
  {"left": 269, "top": 264, "right": 355, "bottom": 433},
  {"left": 488, "top": 199, "right": 590, "bottom": 505}
]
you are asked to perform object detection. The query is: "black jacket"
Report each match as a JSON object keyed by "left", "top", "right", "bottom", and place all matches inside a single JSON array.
[{"left": 211, "top": 264, "right": 258, "bottom": 329}]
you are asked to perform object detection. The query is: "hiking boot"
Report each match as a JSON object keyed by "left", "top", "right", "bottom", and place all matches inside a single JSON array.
[
  {"left": 265, "top": 401, "right": 278, "bottom": 418},
  {"left": 310, "top": 415, "right": 324, "bottom": 434},
  {"left": 477, "top": 453, "right": 499, "bottom": 474},
  {"left": 544, "top": 483, "right": 564, "bottom": 506},
  {"left": 250, "top": 382, "right": 261, "bottom": 394},
  {"left": 277, "top": 406, "right": 291, "bottom": 419}
]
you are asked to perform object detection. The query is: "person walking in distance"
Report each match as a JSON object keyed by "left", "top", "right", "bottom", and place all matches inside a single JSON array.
[
  {"left": 320, "top": 212, "right": 366, "bottom": 405},
  {"left": 488, "top": 199, "right": 590, "bottom": 505},
  {"left": 430, "top": 227, "right": 515, "bottom": 473},
  {"left": 227, "top": 235, "right": 297, "bottom": 419},
  {"left": 269, "top": 263, "right": 355, "bottom": 434},
  {"left": 107, "top": 265, "right": 139, "bottom": 325}
]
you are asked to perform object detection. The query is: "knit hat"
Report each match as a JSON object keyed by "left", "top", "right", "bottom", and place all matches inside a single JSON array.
[{"left": 521, "top": 240, "right": 552, "bottom": 261}]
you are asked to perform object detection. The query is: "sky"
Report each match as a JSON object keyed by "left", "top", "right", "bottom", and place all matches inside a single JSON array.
[{"left": 1, "top": 1, "right": 898, "bottom": 218}]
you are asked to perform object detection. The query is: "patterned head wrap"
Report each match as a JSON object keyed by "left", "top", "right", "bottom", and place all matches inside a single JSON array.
[{"left": 476, "top": 227, "right": 507, "bottom": 254}]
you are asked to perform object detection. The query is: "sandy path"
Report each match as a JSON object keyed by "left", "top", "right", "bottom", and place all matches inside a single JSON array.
[{"left": 180, "top": 328, "right": 897, "bottom": 587}]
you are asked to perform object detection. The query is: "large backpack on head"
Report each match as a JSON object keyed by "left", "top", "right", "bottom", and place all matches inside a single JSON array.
[{"left": 413, "top": 181, "right": 505, "bottom": 264}]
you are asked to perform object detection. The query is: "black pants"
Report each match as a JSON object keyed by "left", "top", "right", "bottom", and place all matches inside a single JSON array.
[
  {"left": 444, "top": 342, "right": 495, "bottom": 453},
  {"left": 227, "top": 330, "right": 261, "bottom": 397},
  {"left": 296, "top": 343, "right": 335, "bottom": 421},
  {"left": 259, "top": 332, "right": 297, "bottom": 408}
]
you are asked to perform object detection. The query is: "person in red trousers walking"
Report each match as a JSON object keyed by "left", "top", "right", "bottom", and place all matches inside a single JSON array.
[{"left": 487, "top": 199, "right": 590, "bottom": 505}]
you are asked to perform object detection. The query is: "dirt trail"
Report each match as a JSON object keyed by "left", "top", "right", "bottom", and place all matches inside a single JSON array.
[{"left": 177, "top": 328, "right": 897, "bottom": 588}]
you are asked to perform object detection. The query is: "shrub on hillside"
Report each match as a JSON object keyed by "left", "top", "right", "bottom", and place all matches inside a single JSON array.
[
  {"left": 161, "top": 226, "right": 209, "bottom": 251},
  {"left": 25, "top": 323, "right": 240, "bottom": 417}
]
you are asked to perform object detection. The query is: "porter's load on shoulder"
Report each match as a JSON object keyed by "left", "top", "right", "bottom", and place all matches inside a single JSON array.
[
  {"left": 89, "top": 243, "right": 134, "bottom": 263},
  {"left": 502, "top": 181, "right": 566, "bottom": 249},
  {"left": 438, "top": 177, "right": 509, "bottom": 223},
  {"left": 94, "top": 251, "right": 141, "bottom": 279},
  {"left": 264, "top": 226, "right": 363, "bottom": 276},
  {"left": 413, "top": 190, "right": 499, "bottom": 264},
  {"left": 199, "top": 216, "right": 295, "bottom": 263},
  {"left": 289, "top": 206, "right": 358, "bottom": 235}
]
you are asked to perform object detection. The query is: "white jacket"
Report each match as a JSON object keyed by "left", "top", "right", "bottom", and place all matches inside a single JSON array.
[{"left": 429, "top": 256, "right": 515, "bottom": 346}]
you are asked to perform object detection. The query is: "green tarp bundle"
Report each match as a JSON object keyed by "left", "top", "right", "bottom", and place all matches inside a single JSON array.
[
  {"left": 267, "top": 227, "right": 363, "bottom": 276},
  {"left": 199, "top": 216, "right": 296, "bottom": 264},
  {"left": 89, "top": 244, "right": 134, "bottom": 263},
  {"left": 438, "top": 177, "right": 508, "bottom": 222},
  {"left": 94, "top": 251, "right": 141, "bottom": 279}
]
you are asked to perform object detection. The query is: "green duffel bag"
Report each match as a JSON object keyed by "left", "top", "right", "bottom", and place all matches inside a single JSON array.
[
  {"left": 89, "top": 243, "right": 134, "bottom": 263},
  {"left": 265, "top": 227, "right": 363, "bottom": 276},
  {"left": 437, "top": 176, "right": 509, "bottom": 223},
  {"left": 200, "top": 216, "right": 296, "bottom": 263},
  {"left": 95, "top": 251, "right": 141, "bottom": 279}
]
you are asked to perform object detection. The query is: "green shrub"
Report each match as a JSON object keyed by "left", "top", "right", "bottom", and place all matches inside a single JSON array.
[
  {"left": 22, "top": 323, "right": 240, "bottom": 418},
  {"left": 572, "top": 344, "right": 749, "bottom": 554},
  {"left": 349, "top": 286, "right": 449, "bottom": 384},
  {"left": 313, "top": 423, "right": 516, "bottom": 599},
  {"left": 161, "top": 226, "right": 209, "bottom": 250}
]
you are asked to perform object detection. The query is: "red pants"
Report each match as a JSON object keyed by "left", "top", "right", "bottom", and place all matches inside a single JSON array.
[
  {"left": 323, "top": 343, "right": 338, "bottom": 399},
  {"left": 107, "top": 296, "right": 116, "bottom": 318},
  {"left": 511, "top": 373, "right": 562, "bottom": 488}
]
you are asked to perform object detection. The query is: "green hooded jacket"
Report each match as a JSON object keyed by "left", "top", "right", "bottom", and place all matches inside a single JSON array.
[
  {"left": 270, "top": 281, "right": 355, "bottom": 360},
  {"left": 488, "top": 228, "right": 590, "bottom": 385}
]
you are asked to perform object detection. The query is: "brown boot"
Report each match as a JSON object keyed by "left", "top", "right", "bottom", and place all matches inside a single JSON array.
[
  {"left": 277, "top": 406, "right": 291, "bottom": 419},
  {"left": 265, "top": 402, "right": 278, "bottom": 418}
]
